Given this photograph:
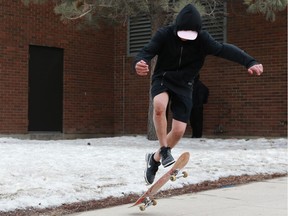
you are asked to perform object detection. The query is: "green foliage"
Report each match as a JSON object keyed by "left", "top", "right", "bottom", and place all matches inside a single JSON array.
[
  {"left": 51, "top": 0, "right": 152, "bottom": 27},
  {"left": 243, "top": 0, "right": 287, "bottom": 21},
  {"left": 21, "top": 0, "right": 287, "bottom": 24},
  {"left": 51, "top": 0, "right": 213, "bottom": 28}
]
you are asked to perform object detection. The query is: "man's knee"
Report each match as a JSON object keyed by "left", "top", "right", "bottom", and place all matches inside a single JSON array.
[
  {"left": 153, "top": 93, "right": 169, "bottom": 116},
  {"left": 154, "top": 102, "right": 166, "bottom": 116}
]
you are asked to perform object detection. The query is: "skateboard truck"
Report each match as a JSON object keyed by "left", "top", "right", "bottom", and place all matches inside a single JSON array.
[
  {"left": 170, "top": 170, "right": 188, "bottom": 181},
  {"left": 139, "top": 197, "right": 157, "bottom": 211}
]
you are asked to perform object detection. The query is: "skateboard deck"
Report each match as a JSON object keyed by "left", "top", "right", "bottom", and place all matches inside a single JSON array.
[{"left": 130, "top": 152, "right": 190, "bottom": 211}]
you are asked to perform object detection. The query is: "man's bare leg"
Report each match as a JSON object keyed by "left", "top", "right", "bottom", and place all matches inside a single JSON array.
[
  {"left": 152, "top": 93, "right": 187, "bottom": 162},
  {"left": 167, "top": 119, "right": 187, "bottom": 149},
  {"left": 152, "top": 92, "right": 169, "bottom": 162},
  {"left": 154, "top": 119, "right": 187, "bottom": 161}
]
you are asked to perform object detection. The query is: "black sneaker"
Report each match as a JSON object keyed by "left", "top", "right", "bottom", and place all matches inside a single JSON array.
[
  {"left": 144, "top": 153, "right": 161, "bottom": 185},
  {"left": 160, "top": 147, "right": 175, "bottom": 168}
]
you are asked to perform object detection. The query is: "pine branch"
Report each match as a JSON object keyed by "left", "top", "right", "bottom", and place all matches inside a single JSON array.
[{"left": 244, "top": 0, "right": 287, "bottom": 21}]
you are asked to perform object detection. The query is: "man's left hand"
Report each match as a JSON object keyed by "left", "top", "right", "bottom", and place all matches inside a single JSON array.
[{"left": 248, "top": 64, "right": 263, "bottom": 76}]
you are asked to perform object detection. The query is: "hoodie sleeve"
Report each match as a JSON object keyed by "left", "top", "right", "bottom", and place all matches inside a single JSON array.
[
  {"left": 133, "top": 28, "right": 166, "bottom": 71},
  {"left": 200, "top": 31, "right": 258, "bottom": 69}
]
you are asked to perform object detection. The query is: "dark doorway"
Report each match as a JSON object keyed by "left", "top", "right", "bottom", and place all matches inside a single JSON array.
[{"left": 28, "top": 45, "right": 63, "bottom": 132}]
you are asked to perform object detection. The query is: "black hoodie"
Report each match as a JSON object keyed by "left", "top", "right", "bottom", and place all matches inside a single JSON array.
[{"left": 134, "top": 4, "right": 258, "bottom": 98}]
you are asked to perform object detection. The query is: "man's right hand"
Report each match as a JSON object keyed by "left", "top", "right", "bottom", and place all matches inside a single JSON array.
[
  {"left": 248, "top": 64, "right": 263, "bottom": 76},
  {"left": 135, "top": 60, "right": 149, "bottom": 76}
]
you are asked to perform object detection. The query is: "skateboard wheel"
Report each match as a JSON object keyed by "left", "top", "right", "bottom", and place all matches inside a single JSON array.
[
  {"left": 139, "top": 205, "right": 146, "bottom": 211},
  {"left": 152, "top": 199, "right": 157, "bottom": 206},
  {"left": 182, "top": 171, "right": 188, "bottom": 178},
  {"left": 170, "top": 175, "right": 177, "bottom": 181}
]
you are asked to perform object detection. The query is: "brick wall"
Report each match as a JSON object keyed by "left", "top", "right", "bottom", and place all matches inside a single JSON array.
[
  {"left": 200, "top": 2, "right": 287, "bottom": 137},
  {"left": 0, "top": 1, "right": 286, "bottom": 137},
  {"left": 113, "top": 24, "right": 150, "bottom": 135},
  {"left": 115, "top": 2, "right": 287, "bottom": 137},
  {"left": 0, "top": 1, "right": 115, "bottom": 135}
]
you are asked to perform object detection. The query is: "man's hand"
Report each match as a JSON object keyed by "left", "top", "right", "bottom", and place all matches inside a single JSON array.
[
  {"left": 135, "top": 60, "right": 149, "bottom": 76},
  {"left": 248, "top": 64, "right": 263, "bottom": 76}
]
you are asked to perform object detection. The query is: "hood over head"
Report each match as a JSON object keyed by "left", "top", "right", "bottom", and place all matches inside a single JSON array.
[{"left": 175, "top": 4, "right": 202, "bottom": 40}]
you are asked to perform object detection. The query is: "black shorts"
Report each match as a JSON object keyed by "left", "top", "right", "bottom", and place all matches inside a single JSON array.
[{"left": 151, "top": 82, "right": 192, "bottom": 123}]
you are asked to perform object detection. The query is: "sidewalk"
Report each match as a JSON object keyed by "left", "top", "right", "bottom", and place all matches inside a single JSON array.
[{"left": 69, "top": 177, "right": 287, "bottom": 216}]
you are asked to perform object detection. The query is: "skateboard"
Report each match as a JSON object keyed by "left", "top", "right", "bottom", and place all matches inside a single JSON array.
[{"left": 130, "top": 152, "right": 190, "bottom": 211}]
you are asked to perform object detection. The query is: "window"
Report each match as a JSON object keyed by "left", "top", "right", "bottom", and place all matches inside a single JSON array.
[
  {"left": 202, "top": 2, "right": 227, "bottom": 43},
  {"left": 127, "top": 2, "right": 226, "bottom": 55},
  {"left": 127, "top": 15, "right": 151, "bottom": 56}
]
